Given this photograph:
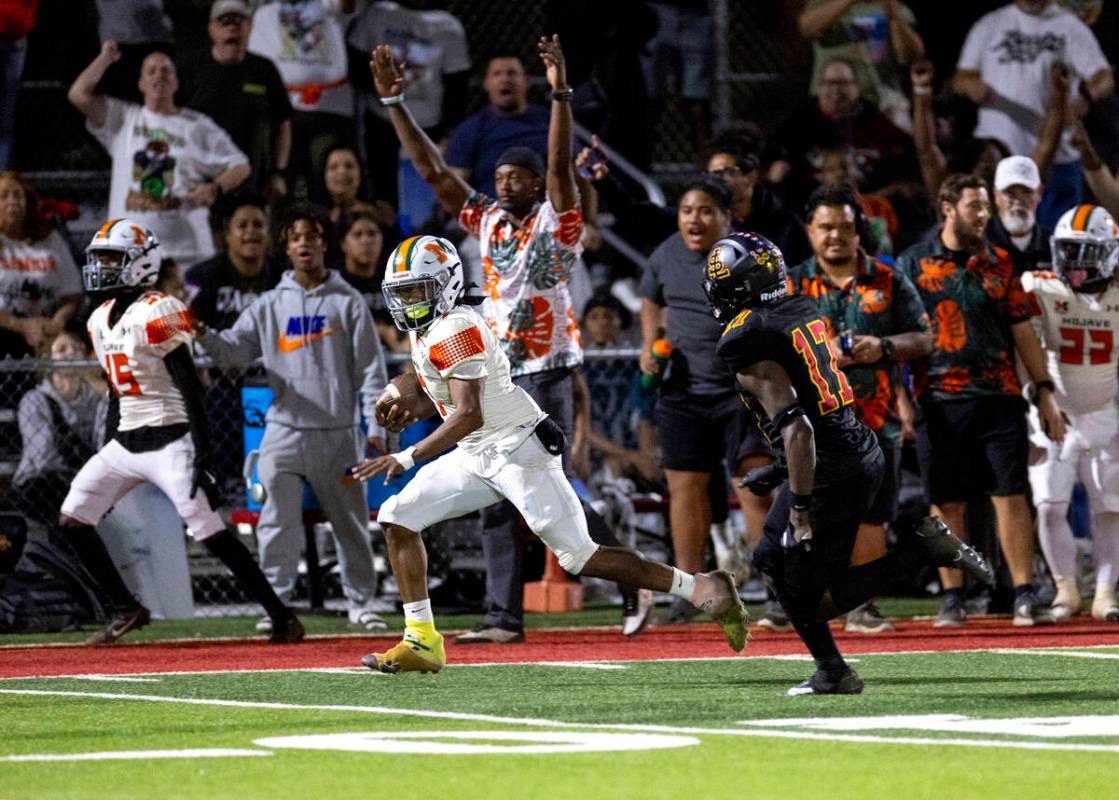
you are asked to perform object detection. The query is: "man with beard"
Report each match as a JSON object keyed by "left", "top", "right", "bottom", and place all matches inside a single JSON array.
[
  {"left": 987, "top": 156, "right": 1052, "bottom": 274},
  {"left": 896, "top": 173, "right": 1066, "bottom": 627},
  {"left": 789, "top": 184, "right": 932, "bottom": 634}
]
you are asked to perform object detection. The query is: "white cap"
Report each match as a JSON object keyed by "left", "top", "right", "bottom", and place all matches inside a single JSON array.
[
  {"left": 994, "top": 156, "right": 1041, "bottom": 192},
  {"left": 210, "top": 0, "right": 251, "bottom": 21}
]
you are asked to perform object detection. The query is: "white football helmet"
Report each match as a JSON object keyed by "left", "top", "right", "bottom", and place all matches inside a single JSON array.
[
  {"left": 1051, "top": 204, "right": 1119, "bottom": 293},
  {"left": 83, "top": 218, "right": 161, "bottom": 292},
  {"left": 381, "top": 235, "right": 464, "bottom": 331}
]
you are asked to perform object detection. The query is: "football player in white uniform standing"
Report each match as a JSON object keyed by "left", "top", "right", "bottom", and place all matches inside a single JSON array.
[
  {"left": 351, "top": 236, "right": 750, "bottom": 674},
  {"left": 59, "top": 218, "right": 304, "bottom": 644},
  {"left": 1023, "top": 204, "right": 1119, "bottom": 622}
]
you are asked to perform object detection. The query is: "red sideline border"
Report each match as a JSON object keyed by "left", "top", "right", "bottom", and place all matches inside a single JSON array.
[{"left": 2, "top": 619, "right": 1117, "bottom": 679}]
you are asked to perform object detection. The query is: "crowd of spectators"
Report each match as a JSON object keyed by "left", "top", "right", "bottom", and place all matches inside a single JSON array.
[{"left": 1, "top": 0, "right": 1118, "bottom": 629}]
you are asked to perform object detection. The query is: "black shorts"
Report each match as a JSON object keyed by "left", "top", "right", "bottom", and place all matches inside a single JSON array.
[
  {"left": 655, "top": 389, "right": 773, "bottom": 473},
  {"left": 754, "top": 444, "right": 885, "bottom": 576},
  {"left": 864, "top": 439, "right": 901, "bottom": 525},
  {"left": 916, "top": 395, "right": 1028, "bottom": 504}
]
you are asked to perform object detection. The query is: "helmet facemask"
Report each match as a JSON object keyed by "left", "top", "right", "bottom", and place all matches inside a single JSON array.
[
  {"left": 82, "top": 249, "right": 128, "bottom": 292},
  {"left": 1051, "top": 237, "right": 1118, "bottom": 293},
  {"left": 383, "top": 271, "right": 448, "bottom": 332}
]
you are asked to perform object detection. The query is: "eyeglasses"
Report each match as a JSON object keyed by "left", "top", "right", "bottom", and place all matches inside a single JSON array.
[{"left": 706, "top": 166, "right": 742, "bottom": 179}]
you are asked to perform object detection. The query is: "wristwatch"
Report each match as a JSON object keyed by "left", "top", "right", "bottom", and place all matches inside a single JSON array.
[{"left": 879, "top": 337, "right": 895, "bottom": 361}]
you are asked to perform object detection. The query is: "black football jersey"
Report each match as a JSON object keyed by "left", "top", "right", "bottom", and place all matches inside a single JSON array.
[{"left": 715, "top": 295, "right": 877, "bottom": 473}]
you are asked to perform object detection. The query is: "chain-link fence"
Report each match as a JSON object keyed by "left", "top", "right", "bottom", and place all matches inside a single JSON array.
[{"left": 0, "top": 349, "right": 671, "bottom": 617}]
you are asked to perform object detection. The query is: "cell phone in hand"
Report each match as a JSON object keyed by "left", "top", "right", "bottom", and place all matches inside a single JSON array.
[{"left": 578, "top": 148, "right": 606, "bottom": 180}]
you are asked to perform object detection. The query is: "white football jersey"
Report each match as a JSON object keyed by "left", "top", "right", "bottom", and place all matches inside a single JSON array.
[
  {"left": 410, "top": 307, "right": 543, "bottom": 455},
  {"left": 87, "top": 291, "right": 193, "bottom": 430},
  {"left": 1022, "top": 270, "right": 1119, "bottom": 416}
]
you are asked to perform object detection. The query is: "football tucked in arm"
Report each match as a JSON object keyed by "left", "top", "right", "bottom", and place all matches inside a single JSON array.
[{"left": 375, "top": 371, "right": 437, "bottom": 431}]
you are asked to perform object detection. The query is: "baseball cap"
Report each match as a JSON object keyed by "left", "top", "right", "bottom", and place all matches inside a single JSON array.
[
  {"left": 210, "top": 0, "right": 251, "bottom": 21},
  {"left": 495, "top": 146, "right": 545, "bottom": 177},
  {"left": 994, "top": 156, "right": 1041, "bottom": 192}
]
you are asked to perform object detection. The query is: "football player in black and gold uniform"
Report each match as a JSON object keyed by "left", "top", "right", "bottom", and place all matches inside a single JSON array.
[{"left": 704, "top": 232, "right": 993, "bottom": 695}]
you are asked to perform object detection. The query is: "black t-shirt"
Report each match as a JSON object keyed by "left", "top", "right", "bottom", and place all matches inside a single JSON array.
[
  {"left": 985, "top": 215, "right": 1053, "bottom": 276},
  {"left": 178, "top": 52, "right": 293, "bottom": 190},
  {"left": 187, "top": 254, "right": 281, "bottom": 331},
  {"left": 716, "top": 294, "right": 877, "bottom": 476},
  {"left": 338, "top": 268, "right": 387, "bottom": 321},
  {"left": 639, "top": 232, "right": 736, "bottom": 394}
]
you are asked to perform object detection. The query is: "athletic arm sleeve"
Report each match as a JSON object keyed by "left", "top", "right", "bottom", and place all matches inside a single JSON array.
[{"left": 164, "top": 344, "right": 212, "bottom": 466}]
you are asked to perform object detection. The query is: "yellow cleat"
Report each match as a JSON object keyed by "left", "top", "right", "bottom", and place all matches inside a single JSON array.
[
  {"left": 692, "top": 570, "right": 751, "bottom": 653},
  {"left": 361, "top": 631, "right": 445, "bottom": 674}
]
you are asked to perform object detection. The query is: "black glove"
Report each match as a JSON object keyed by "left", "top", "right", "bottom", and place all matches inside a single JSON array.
[
  {"left": 738, "top": 460, "right": 788, "bottom": 496},
  {"left": 191, "top": 461, "right": 221, "bottom": 510}
]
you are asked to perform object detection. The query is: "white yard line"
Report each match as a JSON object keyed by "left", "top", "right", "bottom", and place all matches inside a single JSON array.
[
  {"left": 2, "top": 688, "right": 1117, "bottom": 755},
  {"left": 989, "top": 648, "right": 1119, "bottom": 660},
  {"left": 0, "top": 748, "right": 270, "bottom": 763}
]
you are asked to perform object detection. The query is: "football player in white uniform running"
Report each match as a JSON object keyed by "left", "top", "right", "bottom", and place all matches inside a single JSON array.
[
  {"left": 1023, "top": 204, "right": 1119, "bottom": 622},
  {"left": 59, "top": 219, "right": 304, "bottom": 644},
  {"left": 351, "top": 236, "right": 750, "bottom": 673}
]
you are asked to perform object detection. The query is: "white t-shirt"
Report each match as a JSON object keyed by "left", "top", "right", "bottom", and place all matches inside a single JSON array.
[
  {"left": 249, "top": 0, "right": 354, "bottom": 116},
  {"left": 88, "top": 290, "right": 194, "bottom": 430},
  {"left": 958, "top": 3, "right": 1109, "bottom": 163},
  {"left": 0, "top": 230, "right": 81, "bottom": 318},
  {"left": 87, "top": 98, "right": 248, "bottom": 266},
  {"left": 347, "top": 1, "right": 470, "bottom": 130},
  {"left": 1022, "top": 269, "right": 1119, "bottom": 416},
  {"left": 409, "top": 306, "right": 543, "bottom": 456}
]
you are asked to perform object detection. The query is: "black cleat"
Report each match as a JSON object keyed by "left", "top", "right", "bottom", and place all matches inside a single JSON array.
[
  {"left": 269, "top": 614, "right": 305, "bottom": 644},
  {"left": 787, "top": 667, "right": 864, "bottom": 696},
  {"left": 913, "top": 517, "right": 995, "bottom": 586},
  {"left": 85, "top": 605, "right": 151, "bottom": 645}
]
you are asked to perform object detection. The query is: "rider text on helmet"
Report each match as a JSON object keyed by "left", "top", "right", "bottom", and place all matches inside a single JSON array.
[{"left": 702, "top": 232, "right": 788, "bottom": 322}]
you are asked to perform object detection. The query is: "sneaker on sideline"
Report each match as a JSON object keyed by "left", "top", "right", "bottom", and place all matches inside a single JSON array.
[
  {"left": 453, "top": 625, "right": 525, "bottom": 644},
  {"left": 349, "top": 608, "right": 389, "bottom": 631},
  {"left": 1013, "top": 590, "right": 1055, "bottom": 627},
  {"left": 933, "top": 595, "right": 966, "bottom": 628},
  {"left": 844, "top": 601, "right": 895, "bottom": 634},
  {"left": 755, "top": 600, "right": 792, "bottom": 632}
]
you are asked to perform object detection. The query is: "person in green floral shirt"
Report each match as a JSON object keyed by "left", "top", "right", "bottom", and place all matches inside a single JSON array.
[
  {"left": 790, "top": 184, "right": 931, "bottom": 634},
  {"left": 895, "top": 172, "right": 1066, "bottom": 628}
]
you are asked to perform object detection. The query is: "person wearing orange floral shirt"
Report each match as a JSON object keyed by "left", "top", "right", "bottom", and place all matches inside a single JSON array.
[
  {"left": 896, "top": 173, "right": 1066, "bottom": 627},
  {"left": 791, "top": 184, "right": 930, "bottom": 634},
  {"left": 371, "top": 35, "right": 645, "bottom": 643}
]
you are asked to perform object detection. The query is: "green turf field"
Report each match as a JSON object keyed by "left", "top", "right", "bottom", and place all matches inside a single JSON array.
[{"left": 3, "top": 643, "right": 1118, "bottom": 800}]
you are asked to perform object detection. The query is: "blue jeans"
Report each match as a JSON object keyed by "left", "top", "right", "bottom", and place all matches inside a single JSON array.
[{"left": 0, "top": 37, "right": 27, "bottom": 170}]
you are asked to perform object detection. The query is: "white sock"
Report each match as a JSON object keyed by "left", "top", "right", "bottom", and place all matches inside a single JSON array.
[
  {"left": 668, "top": 568, "right": 696, "bottom": 601},
  {"left": 402, "top": 598, "right": 434, "bottom": 624}
]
